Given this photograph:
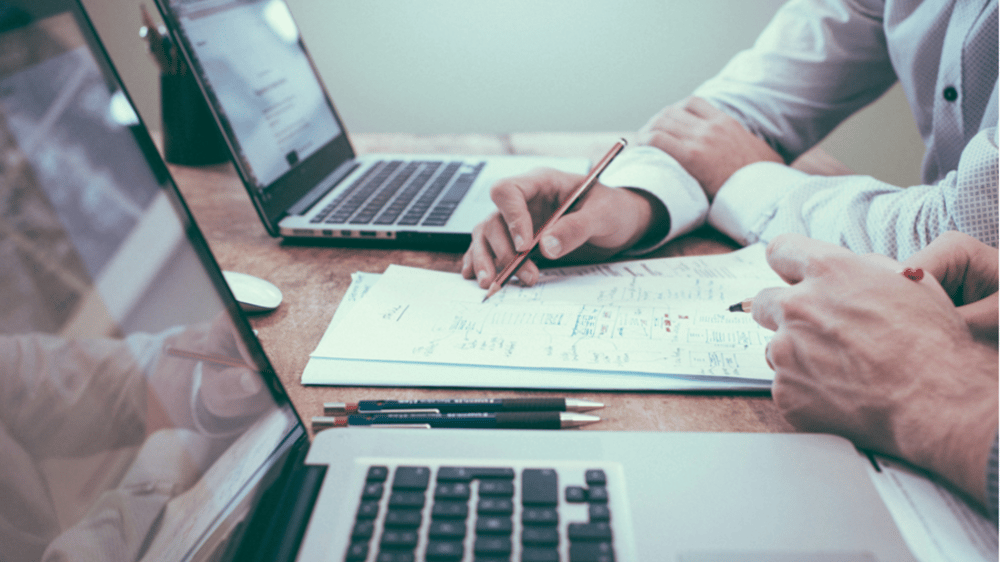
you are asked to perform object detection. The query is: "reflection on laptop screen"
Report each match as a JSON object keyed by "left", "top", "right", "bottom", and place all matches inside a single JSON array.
[
  {"left": 0, "top": 5, "right": 299, "bottom": 561},
  {"left": 166, "top": 0, "right": 341, "bottom": 194}
]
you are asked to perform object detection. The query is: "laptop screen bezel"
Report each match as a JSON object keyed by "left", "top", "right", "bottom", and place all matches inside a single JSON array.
[{"left": 152, "top": 0, "right": 356, "bottom": 236}]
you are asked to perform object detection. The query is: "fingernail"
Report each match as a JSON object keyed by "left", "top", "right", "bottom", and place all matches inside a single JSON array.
[
  {"left": 541, "top": 236, "right": 561, "bottom": 258},
  {"left": 477, "top": 270, "right": 489, "bottom": 282},
  {"left": 513, "top": 234, "right": 525, "bottom": 251}
]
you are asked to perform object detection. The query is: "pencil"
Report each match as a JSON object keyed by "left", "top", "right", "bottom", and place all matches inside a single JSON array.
[
  {"left": 165, "top": 346, "right": 253, "bottom": 370},
  {"left": 482, "top": 138, "right": 628, "bottom": 302},
  {"left": 726, "top": 267, "right": 925, "bottom": 313}
]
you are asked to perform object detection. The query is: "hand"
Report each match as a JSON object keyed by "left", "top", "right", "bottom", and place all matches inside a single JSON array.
[
  {"left": 639, "top": 96, "right": 783, "bottom": 199},
  {"left": 462, "top": 168, "right": 665, "bottom": 288},
  {"left": 903, "top": 231, "right": 999, "bottom": 344},
  {"left": 751, "top": 233, "right": 998, "bottom": 508}
]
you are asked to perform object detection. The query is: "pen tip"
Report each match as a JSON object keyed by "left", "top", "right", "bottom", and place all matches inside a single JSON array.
[
  {"left": 560, "top": 412, "right": 601, "bottom": 429},
  {"left": 564, "top": 398, "right": 604, "bottom": 412}
]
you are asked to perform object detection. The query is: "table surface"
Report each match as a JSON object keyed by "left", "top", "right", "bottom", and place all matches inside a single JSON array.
[{"left": 167, "top": 132, "right": 824, "bottom": 436}]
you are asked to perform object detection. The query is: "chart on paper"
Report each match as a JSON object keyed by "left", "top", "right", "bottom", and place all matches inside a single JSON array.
[{"left": 308, "top": 244, "right": 785, "bottom": 385}]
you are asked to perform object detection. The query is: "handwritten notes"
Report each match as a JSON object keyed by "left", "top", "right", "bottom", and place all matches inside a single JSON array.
[{"left": 304, "top": 244, "right": 785, "bottom": 390}]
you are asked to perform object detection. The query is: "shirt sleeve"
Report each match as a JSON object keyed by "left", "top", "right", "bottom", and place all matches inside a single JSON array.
[
  {"left": 707, "top": 127, "right": 999, "bottom": 259},
  {"left": 598, "top": 146, "right": 709, "bottom": 254},
  {"left": 692, "top": 0, "right": 896, "bottom": 163}
]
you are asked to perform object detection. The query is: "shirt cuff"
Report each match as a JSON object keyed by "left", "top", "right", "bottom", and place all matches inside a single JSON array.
[
  {"left": 708, "top": 161, "right": 810, "bottom": 246},
  {"left": 598, "top": 146, "right": 709, "bottom": 255}
]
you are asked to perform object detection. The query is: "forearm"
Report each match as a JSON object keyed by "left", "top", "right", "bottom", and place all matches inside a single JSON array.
[
  {"left": 709, "top": 128, "right": 999, "bottom": 260},
  {"left": 693, "top": 0, "right": 895, "bottom": 162}
]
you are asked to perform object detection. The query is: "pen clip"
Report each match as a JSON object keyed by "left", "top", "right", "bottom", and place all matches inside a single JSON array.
[{"left": 360, "top": 424, "right": 432, "bottom": 429}]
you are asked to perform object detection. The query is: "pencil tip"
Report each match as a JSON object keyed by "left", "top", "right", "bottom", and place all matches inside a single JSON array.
[
  {"left": 727, "top": 302, "right": 743, "bottom": 312},
  {"left": 482, "top": 283, "right": 500, "bottom": 303}
]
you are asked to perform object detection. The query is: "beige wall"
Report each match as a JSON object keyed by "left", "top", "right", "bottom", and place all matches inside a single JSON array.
[{"left": 82, "top": 0, "right": 924, "bottom": 186}]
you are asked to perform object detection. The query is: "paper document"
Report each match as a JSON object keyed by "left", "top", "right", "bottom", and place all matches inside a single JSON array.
[
  {"left": 303, "top": 245, "right": 784, "bottom": 390},
  {"left": 867, "top": 456, "right": 998, "bottom": 562}
]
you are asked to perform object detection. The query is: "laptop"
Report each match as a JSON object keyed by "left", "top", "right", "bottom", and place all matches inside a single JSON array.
[
  {"left": 150, "top": 0, "right": 589, "bottom": 247},
  {"left": 0, "top": 2, "right": 919, "bottom": 560}
]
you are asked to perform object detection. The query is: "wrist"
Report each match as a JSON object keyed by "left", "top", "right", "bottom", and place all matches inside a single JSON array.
[{"left": 894, "top": 344, "right": 999, "bottom": 507}]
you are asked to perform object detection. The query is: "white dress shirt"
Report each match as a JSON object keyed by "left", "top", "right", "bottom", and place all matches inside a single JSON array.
[{"left": 601, "top": 0, "right": 998, "bottom": 260}]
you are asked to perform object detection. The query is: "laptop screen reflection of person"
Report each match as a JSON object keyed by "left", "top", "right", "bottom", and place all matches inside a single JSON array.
[
  {"left": 152, "top": 0, "right": 590, "bottom": 248},
  {"left": 0, "top": 1, "right": 917, "bottom": 560}
]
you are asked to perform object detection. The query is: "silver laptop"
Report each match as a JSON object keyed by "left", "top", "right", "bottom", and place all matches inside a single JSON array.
[
  {"left": 0, "top": 2, "right": 917, "bottom": 560},
  {"left": 151, "top": 0, "right": 588, "bottom": 247}
]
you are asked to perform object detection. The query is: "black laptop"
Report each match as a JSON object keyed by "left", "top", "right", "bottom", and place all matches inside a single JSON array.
[{"left": 0, "top": 2, "right": 921, "bottom": 560}]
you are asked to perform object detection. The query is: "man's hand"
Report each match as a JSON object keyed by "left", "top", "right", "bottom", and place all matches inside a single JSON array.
[
  {"left": 639, "top": 96, "right": 783, "bottom": 199},
  {"left": 903, "top": 231, "right": 999, "bottom": 344},
  {"left": 462, "top": 168, "right": 665, "bottom": 288},
  {"left": 751, "top": 233, "right": 998, "bottom": 509}
]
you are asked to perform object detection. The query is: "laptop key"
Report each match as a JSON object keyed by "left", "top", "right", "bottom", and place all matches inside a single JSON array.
[
  {"left": 356, "top": 500, "right": 379, "bottom": 519},
  {"left": 478, "top": 480, "right": 514, "bottom": 496},
  {"left": 388, "top": 491, "right": 426, "bottom": 509},
  {"left": 474, "top": 536, "right": 512, "bottom": 556},
  {"left": 584, "top": 469, "right": 606, "bottom": 486},
  {"left": 477, "top": 497, "right": 514, "bottom": 515},
  {"left": 521, "top": 507, "right": 558, "bottom": 526},
  {"left": 425, "top": 540, "right": 464, "bottom": 560},
  {"left": 428, "top": 520, "right": 466, "bottom": 539},
  {"left": 522, "top": 547, "right": 560, "bottom": 562},
  {"left": 384, "top": 509, "right": 422, "bottom": 528},
  {"left": 521, "top": 526, "right": 558, "bottom": 546},
  {"left": 376, "top": 552, "right": 415, "bottom": 562},
  {"left": 392, "top": 466, "right": 431, "bottom": 490},
  {"left": 431, "top": 500, "right": 469, "bottom": 519},
  {"left": 587, "top": 486, "right": 608, "bottom": 503},
  {"left": 568, "top": 522, "right": 613, "bottom": 541},
  {"left": 351, "top": 520, "right": 374, "bottom": 540},
  {"left": 476, "top": 515, "right": 513, "bottom": 535},
  {"left": 435, "top": 482, "right": 471, "bottom": 501},
  {"left": 367, "top": 466, "right": 390, "bottom": 482},
  {"left": 344, "top": 541, "right": 368, "bottom": 561},
  {"left": 521, "top": 469, "right": 558, "bottom": 505},
  {"left": 380, "top": 529, "right": 418, "bottom": 549},
  {"left": 569, "top": 541, "right": 615, "bottom": 562},
  {"left": 588, "top": 503, "right": 611, "bottom": 522}
]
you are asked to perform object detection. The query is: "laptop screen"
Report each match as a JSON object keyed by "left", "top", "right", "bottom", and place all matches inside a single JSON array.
[
  {"left": 161, "top": 0, "right": 341, "bottom": 191},
  {"left": 157, "top": 0, "right": 357, "bottom": 233},
  {"left": 0, "top": 2, "right": 301, "bottom": 560}
]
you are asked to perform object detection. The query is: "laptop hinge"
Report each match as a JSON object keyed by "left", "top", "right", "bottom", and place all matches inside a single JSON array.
[
  {"left": 287, "top": 160, "right": 360, "bottom": 216},
  {"left": 224, "top": 438, "right": 327, "bottom": 562}
]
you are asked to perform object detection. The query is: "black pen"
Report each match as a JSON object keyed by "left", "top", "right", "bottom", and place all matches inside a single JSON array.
[
  {"left": 311, "top": 411, "right": 600, "bottom": 430},
  {"left": 324, "top": 398, "right": 604, "bottom": 415}
]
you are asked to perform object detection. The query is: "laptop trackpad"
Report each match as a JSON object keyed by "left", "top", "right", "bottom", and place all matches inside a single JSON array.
[{"left": 679, "top": 553, "right": 878, "bottom": 562}]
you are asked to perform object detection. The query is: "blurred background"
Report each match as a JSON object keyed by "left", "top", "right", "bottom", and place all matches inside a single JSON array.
[{"left": 81, "top": 0, "right": 925, "bottom": 186}]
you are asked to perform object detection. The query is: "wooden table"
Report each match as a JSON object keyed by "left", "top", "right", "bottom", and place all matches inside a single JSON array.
[{"left": 168, "top": 132, "right": 796, "bottom": 435}]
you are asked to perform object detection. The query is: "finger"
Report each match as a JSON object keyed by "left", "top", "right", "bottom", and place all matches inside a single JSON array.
[
  {"left": 681, "top": 96, "right": 723, "bottom": 120},
  {"left": 534, "top": 187, "right": 620, "bottom": 260},
  {"left": 764, "top": 233, "right": 852, "bottom": 285},
  {"left": 467, "top": 218, "right": 502, "bottom": 287},
  {"left": 903, "top": 231, "right": 1000, "bottom": 304},
  {"left": 957, "top": 292, "right": 999, "bottom": 343},
  {"left": 491, "top": 169, "right": 583, "bottom": 253},
  {"left": 749, "top": 286, "right": 786, "bottom": 331}
]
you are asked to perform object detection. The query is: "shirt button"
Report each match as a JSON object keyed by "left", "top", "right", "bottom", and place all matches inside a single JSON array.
[{"left": 942, "top": 86, "right": 958, "bottom": 102}]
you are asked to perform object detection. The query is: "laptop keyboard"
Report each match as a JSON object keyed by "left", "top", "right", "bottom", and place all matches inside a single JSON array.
[
  {"left": 345, "top": 464, "right": 617, "bottom": 562},
  {"left": 310, "top": 160, "right": 484, "bottom": 228}
]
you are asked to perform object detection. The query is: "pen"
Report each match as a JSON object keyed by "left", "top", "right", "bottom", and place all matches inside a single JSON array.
[
  {"left": 726, "top": 267, "right": 925, "bottom": 313},
  {"left": 482, "top": 138, "right": 628, "bottom": 302},
  {"left": 324, "top": 398, "right": 604, "bottom": 415},
  {"left": 310, "top": 411, "right": 601, "bottom": 430},
  {"left": 165, "top": 346, "right": 254, "bottom": 370}
]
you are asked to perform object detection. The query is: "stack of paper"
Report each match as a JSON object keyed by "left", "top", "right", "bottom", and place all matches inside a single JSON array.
[{"left": 303, "top": 244, "right": 785, "bottom": 391}]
